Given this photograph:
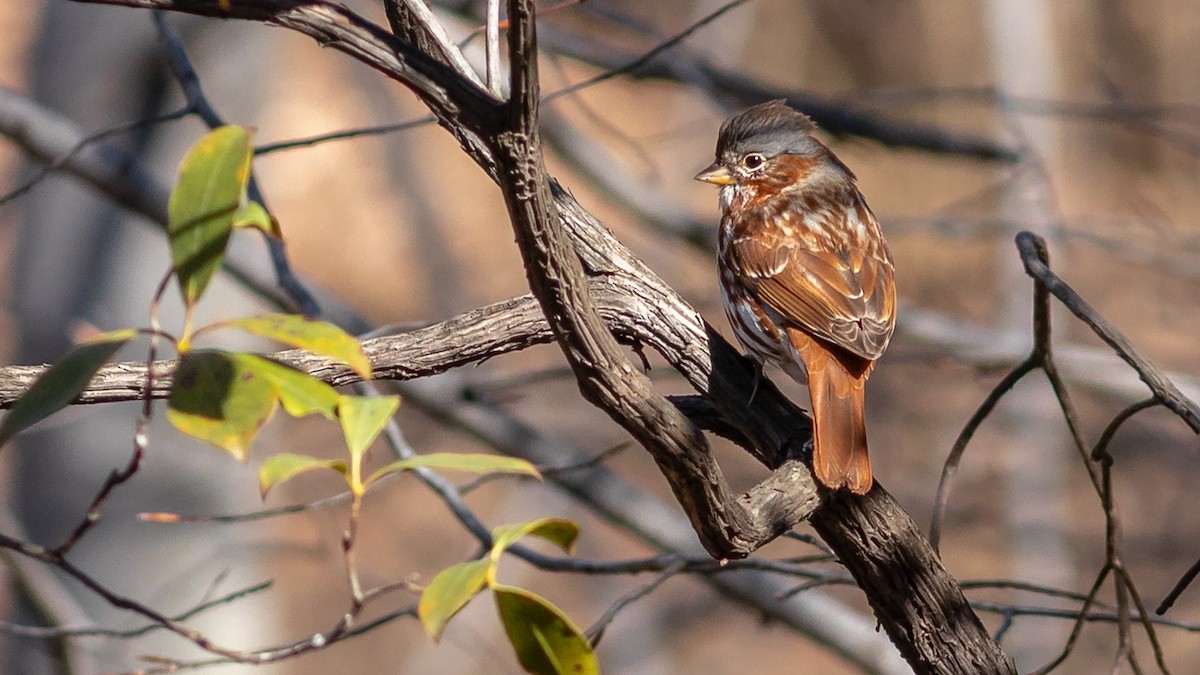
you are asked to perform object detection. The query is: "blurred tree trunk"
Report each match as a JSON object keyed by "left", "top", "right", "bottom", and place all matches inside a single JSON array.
[{"left": 984, "top": 0, "right": 1073, "bottom": 669}]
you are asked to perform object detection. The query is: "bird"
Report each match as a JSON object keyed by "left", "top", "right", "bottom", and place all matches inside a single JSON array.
[{"left": 695, "top": 100, "right": 896, "bottom": 495}]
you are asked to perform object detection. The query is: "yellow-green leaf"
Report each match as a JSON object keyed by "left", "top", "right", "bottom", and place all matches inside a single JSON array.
[
  {"left": 231, "top": 314, "right": 370, "bottom": 379},
  {"left": 168, "top": 125, "right": 253, "bottom": 307},
  {"left": 0, "top": 329, "right": 136, "bottom": 447},
  {"left": 258, "top": 452, "right": 348, "bottom": 498},
  {"left": 491, "top": 518, "right": 579, "bottom": 563},
  {"left": 243, "top": 355, "right": 339, "bottom": 421},
  {"left": 232, "top": 201, "right": 280, "bottom": 238},
  {"left": 337, "top": 395, "right": 400, "bottom": 464},
  {"left": 166, "top": 351, "right": 277, "bottom": 461},
  {"left": 493, "top": 584, "right": 598, "bottom": 675},
  {"left": 365, "top": 452, "right": 540, "bottom": 490},
  {"left": 418, "top": 558, "right": 491, "bottom": 641}
]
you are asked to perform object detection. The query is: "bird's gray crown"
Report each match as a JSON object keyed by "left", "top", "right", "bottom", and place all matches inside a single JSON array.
[{"left": 716, "top": 100, "right": 820, "bottom": 160}]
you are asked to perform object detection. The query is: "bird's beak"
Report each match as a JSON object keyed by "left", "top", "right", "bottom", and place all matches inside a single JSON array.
[{"left": 694, "top": 162, "right": 734, "bottom": 185}]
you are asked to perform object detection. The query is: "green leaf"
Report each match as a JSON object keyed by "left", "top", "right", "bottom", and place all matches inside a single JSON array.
[
  {"left": 232, "top": 201, "right": 280, "bottom": 238},
  {"left": 231, "top": 314, "right": 370, "bottom": 379},
  {"left": 166, "top": 351, "right": 278, "bottom": 461},
  {"left": 337, "top": 395, "right": 400, "bottom": 463},
  {"left": 365, "top": 452, "right": 540, "bottom": 490},
  {"left": 0, "top": 329, "right": 136, "bottom": 447},
  {"left": 258, "top": 452, "right": 348, "bottom": 498},
  {"left": 168, "top": 125, "right": 253, "bottom": 307},
  {"left": 491, "top": 518, "right": 579, "bottom": 563},
  {"left": 242, "top": 355, "right": 339, "bottom": 421},
  {"left": 493, "top": 584, "right": 598, "bottom": 675},
  {"left": 167, "top": 353, "right": 346, "bottom": 459},
  {"left": 418, "top": 558, "right": 491, "bottom": 641}
]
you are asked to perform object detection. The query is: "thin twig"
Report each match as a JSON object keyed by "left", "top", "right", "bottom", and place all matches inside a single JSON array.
[
  {"left": 543, "top": 0, "right": 748, "bottom": 104},
  {"left": 1031, "top": 566, "right": 1113, "bottom": 675},
  {"left": 1158, "top": 557, "right": 1200, "bottom": 615},
  {"left": 586, "top": 561, "right": 683, "bottom": 647},
  {"left": 970, "top": 598, "right": 1200, "bottom": 632},
  {"left": 929, "top": 354, "right": 1038, "bottom": 552},
  {"left": 254, "top": 117, "right": 436, "bottom": 155},
  {"left": 0, "top": 107, "right": 189, "bottom": 207},
  {"left": 1016, "top": 232, "right": 1200, "bottom": 433},
  {"left": 0, "top": 581, "right": 272, "bottom": 640},
  {"left": 52, "top": 269, "right": 174, "bottom": 555},
  {"left": 775, "top": 574, "right": 856, "bottom": 599}
]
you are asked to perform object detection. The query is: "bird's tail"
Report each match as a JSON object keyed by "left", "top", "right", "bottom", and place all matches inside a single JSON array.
[{"left": 792, "top": 331, "right": 873, "bottom": 494}]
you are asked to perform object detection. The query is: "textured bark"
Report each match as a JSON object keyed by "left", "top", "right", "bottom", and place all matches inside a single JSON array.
[{"left": 813, "top": 490, "right": 1014, "bottom": 673}]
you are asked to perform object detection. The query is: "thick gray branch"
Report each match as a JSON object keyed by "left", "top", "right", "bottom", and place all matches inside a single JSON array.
[{"left": 491, "top": 0, "right": 780, "bottom": 559}]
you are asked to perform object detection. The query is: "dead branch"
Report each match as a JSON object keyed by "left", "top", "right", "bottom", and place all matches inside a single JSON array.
[
  {"left": 1014, "top": 232, "right": 1200, "bottom": 433},
  {"left": 928, "top": 232, "right": 1195, "bottom": 673}
]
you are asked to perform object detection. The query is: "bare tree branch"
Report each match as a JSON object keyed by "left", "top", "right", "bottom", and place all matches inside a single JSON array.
[
  {"left": 1015, "top": 232, "right": 1200, "bottom": 433},
  {"left": 924, "top": 232, "right": 1192, "bottom": 674}
]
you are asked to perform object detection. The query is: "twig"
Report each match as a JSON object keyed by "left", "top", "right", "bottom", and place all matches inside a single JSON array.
[
  {"left": 0, "top": 581, "right": 272, "bottom": 640},
  {"left": 543, "top": 0, "right": 749, "bottom": 104},
  {"left": 775, "top": 574, "right": 855, "bottom": 599},
  {"left": 933, "top": 232, "right": 1186, "bottom": 673},
  {"left": 543, "top": 57, "right": 662, "bottom": 182},
  {"left": 456, "top": 442, "right": 628, "bottom": 494},
  {"left": 460, "top": 0, "right": 584, "bottom": 46},
  {"left": 929, "top": 354, "right": 1038, "bottom": 552},
  {"left": 53, "top": 269, "right": 174, "bottom": 555},
  {"left": 1015, "top": 232, "right": 1200, "bottom": 433},
  {"left": 970, "top": 599, "right": 1200, "bottom": 632},
  {"left": 1031, "top": 566, "right": 1113, "bottom": 675},
  {"left": 586, "top": 561, "right": 683, "bottom": 647},
  {"left": 141, "top": 489, "right": 353, "bottom": 524},
  {"left": 529, "top": 4, "right": 1018, "bottom": 160},
  {"left": 0, "top": 107, "right": 189, "bottom": 207},
  {"left": 1158, "top": 557, "right": 1200, "bottom": 615},
  {"left": 253, "top": 117, "right": 436, "bottom": 155},
  {"left": 370, "top": 383, "right": 495, "bottom": 547}
]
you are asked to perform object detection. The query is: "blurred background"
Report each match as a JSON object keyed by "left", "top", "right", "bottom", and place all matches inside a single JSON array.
[{"left": 2, "top": 0, "right": 1200, "bottom": 673}]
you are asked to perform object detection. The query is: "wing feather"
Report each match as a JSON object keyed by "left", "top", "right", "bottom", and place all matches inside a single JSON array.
[{"left": 729, "top": 198, "right": 895, "bottom": 360}]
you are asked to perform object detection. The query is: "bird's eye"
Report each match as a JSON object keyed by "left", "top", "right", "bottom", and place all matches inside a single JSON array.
[{"left": 742, "top": 153, "right": 765, "bottom": 170}]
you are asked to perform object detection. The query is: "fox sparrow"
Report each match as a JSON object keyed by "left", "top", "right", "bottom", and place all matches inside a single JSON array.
[{"left": 695, "top": 100, "right": 896, "bottom": 495}]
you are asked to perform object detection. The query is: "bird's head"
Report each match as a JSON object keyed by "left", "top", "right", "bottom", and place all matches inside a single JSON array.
[{"left": 695, "top": 100, "right": 853, "bottom": 206}]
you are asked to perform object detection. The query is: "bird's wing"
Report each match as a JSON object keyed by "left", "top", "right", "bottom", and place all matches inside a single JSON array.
[{"left": 729, "top": 206, "right": 895, "bottom": 360}]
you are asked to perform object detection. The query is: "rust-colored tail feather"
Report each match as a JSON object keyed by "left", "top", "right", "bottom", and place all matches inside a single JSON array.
[{"left": 791, "top": 330, "right": 873, "bottom": 494}]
